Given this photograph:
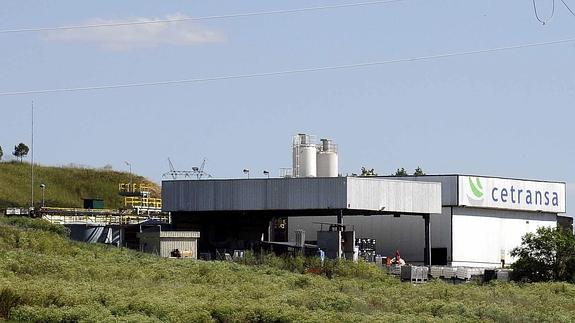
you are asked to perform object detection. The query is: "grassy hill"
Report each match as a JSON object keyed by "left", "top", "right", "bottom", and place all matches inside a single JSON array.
[
  {"left": 0, "top": 161, "right": 160, "bottom": 210},
  {"left": 1, "top": 217, "right": 575, "bottom": 322}
]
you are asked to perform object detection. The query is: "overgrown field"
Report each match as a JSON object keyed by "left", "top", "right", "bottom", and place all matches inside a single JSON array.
[
  {"left": 1, "top": 217, "right": 575, "bottom": 322},
  {"left": 0, "top": 161, "right": 159, "bottom": 209}
]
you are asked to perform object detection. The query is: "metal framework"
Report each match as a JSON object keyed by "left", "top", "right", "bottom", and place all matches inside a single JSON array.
[
  {"left": 162, "top": 158, "right": 212, "bottom": 180},
  {"left": 37, "top": 207, "right": 169, "bottom": 225}
]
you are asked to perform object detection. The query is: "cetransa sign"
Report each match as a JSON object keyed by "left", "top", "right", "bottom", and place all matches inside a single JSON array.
[{"left": 458, "top": 175, "right": 566, "bottom": 213}]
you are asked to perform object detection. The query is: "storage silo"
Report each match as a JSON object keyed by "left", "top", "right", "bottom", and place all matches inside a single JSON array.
[
  {"left": 317, "top": 138, "right": 338, "bottom": 177},
  {"left": 292, "top": 134, "right": 317, "bottom": 177}
]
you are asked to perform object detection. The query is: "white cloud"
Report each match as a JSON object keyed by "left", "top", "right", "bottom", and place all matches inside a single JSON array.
[{"left": 44, "top": 14, "right": 226, "bottom": 51}]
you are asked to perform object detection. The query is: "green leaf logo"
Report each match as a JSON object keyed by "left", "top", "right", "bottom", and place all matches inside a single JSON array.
[{"left": 468, "top": 177, "right": 484, "bottom": 199}]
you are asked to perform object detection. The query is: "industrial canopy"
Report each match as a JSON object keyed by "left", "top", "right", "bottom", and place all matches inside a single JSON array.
[{"left": 162, "top": 177, "right": 442, "bottom": 216}]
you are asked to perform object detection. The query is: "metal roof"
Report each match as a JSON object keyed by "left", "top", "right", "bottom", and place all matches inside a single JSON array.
[{"left": 138, "top": 231, "right": 200, "bottom": 238}]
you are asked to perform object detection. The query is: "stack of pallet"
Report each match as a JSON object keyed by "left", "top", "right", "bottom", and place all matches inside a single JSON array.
[
  {"left": 430, "top": 266, "right": 444, "bottom": 278},
  {"left": 387, "top": 264, "right": 402, "bottom": 276},
  {"left": 443, "top": 267, "right": 457, "bottom": 279},
  {"left": 400, "top": 265, "right": 429, "bottom": 283}
]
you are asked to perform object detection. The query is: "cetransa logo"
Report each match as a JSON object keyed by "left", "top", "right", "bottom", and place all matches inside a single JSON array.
[{"left": 467, "top": 177, "right": 484, "bottom": 201}]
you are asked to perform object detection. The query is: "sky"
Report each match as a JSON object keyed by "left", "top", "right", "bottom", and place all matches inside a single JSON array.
[{"left": 0, "top": 1, "right": 574, "bottom": 214}]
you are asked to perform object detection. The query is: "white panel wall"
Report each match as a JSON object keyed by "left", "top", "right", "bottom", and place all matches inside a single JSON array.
[
  {"left": 451, "top": 207, "right": 556, "bottom": 267},
  {"left": 288, "top": 208, "right": 451, "bottom": 264},
  {"left": 347, "top": 177, "right": 442, "bottom": 214},
  {"left": 385, "top": 175, "right": 459, "bottom": 206}
]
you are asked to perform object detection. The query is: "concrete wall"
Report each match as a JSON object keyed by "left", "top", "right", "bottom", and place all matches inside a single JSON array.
[{"left": 451, "top": 207, "right": 557, "bottom": 267}]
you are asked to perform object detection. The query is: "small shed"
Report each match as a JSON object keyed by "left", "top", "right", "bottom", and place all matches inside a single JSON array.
[
  {"left": 138, "top": 231, "right": 200, "bottom": 259},
  {"left": 83, "top": 198, "right": 104, "bottom": 209}
]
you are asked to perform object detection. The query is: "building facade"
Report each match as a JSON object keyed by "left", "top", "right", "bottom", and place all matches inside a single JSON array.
[{"left": 289, "top": 175, "right": 566, "bottom": 267}]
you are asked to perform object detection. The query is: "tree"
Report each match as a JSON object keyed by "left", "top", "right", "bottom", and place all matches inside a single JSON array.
[
  {"left": 393, "top": 168, "right": 408, "bottom": 176},
  {"left": 413, "top": 167, "right": 425, "bottom": 176},
  {"left": 0, "top": 145, "right": 3, "bottom": 161},
  {"left": 511, "top": 226, "right": 575, "bottom": 282},
  {"left": 13, "top": 143, "right": 29, "bottom": 162},
  {"left": 360, "top": 167, "right": 377, "bottom": 176}
]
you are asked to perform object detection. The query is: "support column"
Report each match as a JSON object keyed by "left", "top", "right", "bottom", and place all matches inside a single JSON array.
[
  {"left": 337, "top": 209, "right": 344, "bottom": 258},
  {"left": 267, "top": 217, "right": 274, "bottom": 242},
  {"left": 337, "top": 209, "right": 344, "bottom": 229},
  {"left": 424, "top": 214, "right": 431, "bottom": 268}
]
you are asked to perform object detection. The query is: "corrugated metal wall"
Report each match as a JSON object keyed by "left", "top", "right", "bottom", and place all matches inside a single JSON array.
[
  {"left": 383, "top": 175, "right": 458, "bottom": 206},
  {"left": 160, "top": 238, "right": 198, "bottom": 258},
  {"left": 163, "top": 177, "right": 348, "bottom": 212},
  {"left": 163, "top": 177, "right": 441, "bottom": 214},
  {"left": 347, "top": 177, "right": 442, "bottom": 214}
]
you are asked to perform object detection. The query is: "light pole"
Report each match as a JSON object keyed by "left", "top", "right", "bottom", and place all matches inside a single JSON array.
[
  {"left": 39, "top": 183, "right": 45, "bottom": 207},
  {"left": 263, "top": 170, "right": 270, "bottom": 179},
  {"left": 243, "top": 169, "right": 250, "bottom": 179},
  {"left": 125, "top": 161, "right": 132, "bottom": 191}
]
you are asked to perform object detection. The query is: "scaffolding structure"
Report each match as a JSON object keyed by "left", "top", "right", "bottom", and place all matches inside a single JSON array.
[
  {"left": 38, "top": 182, "right": 168, "bottom": 226},
  {"left": 118, "top": 182, "right": 162, "bottom": 214}
]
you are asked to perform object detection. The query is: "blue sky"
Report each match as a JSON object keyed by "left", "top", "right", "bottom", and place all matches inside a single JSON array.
[{"left": 1, "top": 1, "right": 574, "bottom": 214}]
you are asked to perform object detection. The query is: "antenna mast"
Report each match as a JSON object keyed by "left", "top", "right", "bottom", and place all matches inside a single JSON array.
[{"left": 30, "top": 101, "right": 34, "bottom": 209}]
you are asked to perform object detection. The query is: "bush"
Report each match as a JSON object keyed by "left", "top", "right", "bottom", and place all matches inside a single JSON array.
[
  {"left": 0, "top": 217, "right": 69, "bottom": 237},
  {"left": 3, "top": 220, "right": 575, "bottom": 321},
  {"left": 511, "top": 226, "right": 575, "bottom": 282}
]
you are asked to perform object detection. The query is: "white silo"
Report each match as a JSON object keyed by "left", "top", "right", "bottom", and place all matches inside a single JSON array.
[
  {"left": 317, "top": 138, "right": 338, "bottom": 177},
  {"left": 292, "top": 134, "right": 317, "bottom": 177}
]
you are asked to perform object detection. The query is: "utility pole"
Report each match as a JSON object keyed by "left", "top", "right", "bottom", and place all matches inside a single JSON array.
[
  {"left": 30, "top": 101, "right": 34, "bottom": 209},
  {"left": 40, "top": 183, "right": 45, "bottom": 207}
]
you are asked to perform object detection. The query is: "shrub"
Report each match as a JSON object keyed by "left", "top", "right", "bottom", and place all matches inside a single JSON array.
[
  {"left": 511, "top": 226, "right": 575, "bottom": 282},
  {"left": 0, "top": 286, "right": 23, "bottom": 318},
  {"left": 0, "top": 217, "right": 69, "bottom": 237}
]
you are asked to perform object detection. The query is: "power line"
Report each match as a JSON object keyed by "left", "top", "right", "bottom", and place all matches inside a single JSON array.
[
  {"left": 0, "top": 0, "right": 408, "bottom": 34},
  {"left": 533, "top": 0, "right": 556, "bottom": 25},
  {"left": 559, "top": 0, "right": 575, "bottom": 17},
  {"left": 1, "top": 37, "right": 574, "bottom": 97}
]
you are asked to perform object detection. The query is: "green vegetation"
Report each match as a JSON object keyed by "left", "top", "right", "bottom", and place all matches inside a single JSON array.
[
  {"left": 393, "top": 167, "right": 409, "bottom": 176},
  {"left": 414, "top": 167, "right": 426, "bottom": 176},
  {"left": 12, "top": 143, "right": 30, "bottom": 162},
  {"left": 392, "top": 167, "right": 426, "bottom": 176},
  {"left": 1, "top": 217, "right": 575, "bottom": 322},
  {"left": 0, "top": 161, "right": 159, "bottom": 209},
  {"left": 360, "top": 167, "right": 377, "bottom": 176},
  {"left": 512, "top": 226, "right": 575, "bottom": 282}
]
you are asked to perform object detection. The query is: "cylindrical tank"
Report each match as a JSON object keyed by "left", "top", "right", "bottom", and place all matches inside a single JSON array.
[
  {"left": 292, "top": 134, "right": 317, "bottom": 177},
  {"left": 67, "top": 224, "right": 105, "bottom": 243},
  {"left": 317, "top": 138, "right": 338, "bottom": 177},
  {"left": 299, "top": 145, "right": 317, "bottom": 177}
]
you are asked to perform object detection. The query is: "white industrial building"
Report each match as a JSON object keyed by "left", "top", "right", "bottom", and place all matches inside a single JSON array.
[
  {"left": 162, "top": 133, "right": 567, "bottom": 267},
  {"left": 289, "top": 175, "right": 566, "bottom": 267}
]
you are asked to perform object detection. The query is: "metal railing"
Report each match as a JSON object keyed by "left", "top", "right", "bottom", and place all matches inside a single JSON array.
[{"left": 124, "top": 197, "right": 162, "bottom": 209}]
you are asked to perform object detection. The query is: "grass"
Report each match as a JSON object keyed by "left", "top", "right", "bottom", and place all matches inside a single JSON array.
[
  {"left": 1, "top": 217, "right": 575, "bottom": 322},
  {"left": 0, "top": 161, "right": 159, "bottom": 210}
]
